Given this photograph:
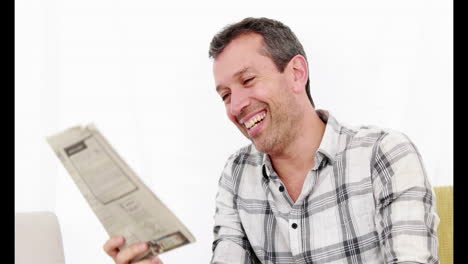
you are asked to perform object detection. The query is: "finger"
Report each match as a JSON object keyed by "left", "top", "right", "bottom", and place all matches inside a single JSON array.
[
  {"left": 103, "top": 236, "right": 125, "bottom": 258},
  {"left": 115, "top": 242, "right": 149, "bottom": 264}
]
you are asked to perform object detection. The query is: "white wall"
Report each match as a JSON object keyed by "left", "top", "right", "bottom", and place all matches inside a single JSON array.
[{"left": 15, "top": 0, "right": 452, "bottom": 263}]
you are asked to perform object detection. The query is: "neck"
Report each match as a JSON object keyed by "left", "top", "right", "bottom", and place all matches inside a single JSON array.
[{"left": 269, "top": 108, "right": 326, "bottom": 182}]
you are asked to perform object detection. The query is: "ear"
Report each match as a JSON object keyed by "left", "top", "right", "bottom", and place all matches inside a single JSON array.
[{"left": 286, "top": 55, "right": 309, "bottom": 94}]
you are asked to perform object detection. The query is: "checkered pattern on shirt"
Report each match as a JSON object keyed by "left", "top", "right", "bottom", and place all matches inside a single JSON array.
[{"left": 211, "top": 110, "right": 439, "bottom": 264}]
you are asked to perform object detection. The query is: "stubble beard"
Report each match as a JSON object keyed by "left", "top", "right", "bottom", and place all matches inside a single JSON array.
[{"left": 250, "top": 95, "right": 303, "bottom": 155}]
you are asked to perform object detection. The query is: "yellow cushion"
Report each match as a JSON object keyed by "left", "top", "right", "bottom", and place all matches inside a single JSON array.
[{"left": 434, "top": 186, "right": 453, "bottom": 264}]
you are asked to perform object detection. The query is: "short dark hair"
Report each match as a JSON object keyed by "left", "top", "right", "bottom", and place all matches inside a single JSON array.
[{"left": 209, "top": 17, "right": 314, "bottom": 107}]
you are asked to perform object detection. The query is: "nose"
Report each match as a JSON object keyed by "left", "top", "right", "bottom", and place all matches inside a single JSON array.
[{"left": 229, "top": 88, "right": 250, "bottom": 118}]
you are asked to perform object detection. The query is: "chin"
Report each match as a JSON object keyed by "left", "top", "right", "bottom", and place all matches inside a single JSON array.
[{"left": 252, "top": 140, "right": 271, "bottom": 154}]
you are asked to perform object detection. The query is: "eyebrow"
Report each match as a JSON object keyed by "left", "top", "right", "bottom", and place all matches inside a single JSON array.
[{"left": 216, "top": 67, "right": 252, "bottom": 92}]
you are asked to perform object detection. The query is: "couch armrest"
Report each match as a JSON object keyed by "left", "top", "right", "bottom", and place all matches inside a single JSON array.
[{"left": 15, "top": 211, "right": 66, "bottom": 264}]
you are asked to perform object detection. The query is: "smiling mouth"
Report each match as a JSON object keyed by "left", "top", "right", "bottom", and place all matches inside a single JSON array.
[{"left": 244, "top": 111, "right": 267, "bottom": 130}]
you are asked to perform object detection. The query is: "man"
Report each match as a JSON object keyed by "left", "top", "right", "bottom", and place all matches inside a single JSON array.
[{"left": 103, "top": 17, "right": 440, "bottom": 264}]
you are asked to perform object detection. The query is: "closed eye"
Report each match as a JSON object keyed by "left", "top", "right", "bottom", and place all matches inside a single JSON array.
[
  {"left": 243, "top": 77, "right": 255, "bottom": 85},
  {"left": 222, "top": 93, "right": 230, "bottom": 101}
]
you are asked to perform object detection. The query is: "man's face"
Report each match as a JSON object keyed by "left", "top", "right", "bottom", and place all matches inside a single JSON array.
[{"left": 213, "top": 33, "right": 302, "bottom": 154}]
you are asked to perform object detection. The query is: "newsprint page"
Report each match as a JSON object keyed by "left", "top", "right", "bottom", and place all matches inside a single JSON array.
[{"left": 47, "top": 124, "right": 195, "bottom": 261}]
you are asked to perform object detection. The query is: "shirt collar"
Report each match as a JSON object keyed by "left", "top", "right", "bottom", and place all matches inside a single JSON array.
[
  {"left": 315, "top": 109, "right": 343, "bottom": 165},
  {"left": 261, "top": 109, "right": 343, "bottom": 179}
]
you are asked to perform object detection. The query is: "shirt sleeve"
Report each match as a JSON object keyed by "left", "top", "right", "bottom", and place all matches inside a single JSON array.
[
  {"left": 211, "top": 153, "right": 259, "bottom": 264},
  {"left": 371, "top": 131, "right": 440, "bottom": 264}
]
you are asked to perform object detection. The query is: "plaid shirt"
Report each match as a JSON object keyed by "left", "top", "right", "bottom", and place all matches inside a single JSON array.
[{"left": 211, "top": 110, "right": 439, "bottom": 264}]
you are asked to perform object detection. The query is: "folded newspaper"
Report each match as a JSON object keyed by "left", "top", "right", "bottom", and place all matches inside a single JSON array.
[{"left": 47, "top": 124, "right": 195, "bottom": 261}]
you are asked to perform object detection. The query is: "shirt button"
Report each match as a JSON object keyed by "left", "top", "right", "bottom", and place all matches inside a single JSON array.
[
  {"left": 279, "top": 185, "right": 285, "bottom": 192},
  {"left": 291, "top": 223, "right": 298, "bottom": 229}
]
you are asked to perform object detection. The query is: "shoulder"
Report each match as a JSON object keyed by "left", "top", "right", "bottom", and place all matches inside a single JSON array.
[
  {"left": 346, "top": 124, "right": 418, "bottom": 161},
  {"left": 338, "top": 123, "right": 419, "bottom": 169},
  {"left": 368, "top": 128, "right": 425, "bottom": 183},
  {"left": 343, "top": 122, "right": 414, "bottom": 152},
  {"left": 367, "top": 127, "right": 417, "bottom": 156}
]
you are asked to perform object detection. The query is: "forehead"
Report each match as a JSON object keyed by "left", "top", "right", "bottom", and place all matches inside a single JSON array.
[{"left": 213, "top": 33, "right": 272, "bottom": 85}]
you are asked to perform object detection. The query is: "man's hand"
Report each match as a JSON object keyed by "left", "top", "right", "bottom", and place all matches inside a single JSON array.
[{"left": 103, "top": 236, "right": 163, "bottom": 264}]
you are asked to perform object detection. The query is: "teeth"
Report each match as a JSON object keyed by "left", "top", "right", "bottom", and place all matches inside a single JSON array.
[{"left": 245, "top": 112, "right": 266, "bottom": 129}]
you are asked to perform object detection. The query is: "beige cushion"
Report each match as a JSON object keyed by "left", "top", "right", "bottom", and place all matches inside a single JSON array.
[
  {"left": 434, "top": 186, "right": 453, "bottom": 264},
  {"left": 15, "top": 211, "right": 66, "bottom": 264}
]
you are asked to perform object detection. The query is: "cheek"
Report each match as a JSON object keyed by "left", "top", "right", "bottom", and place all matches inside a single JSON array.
[
  {"left": 256, "top": 78, "right": 282, "bottom": 98},
  {"left": 226, "top": 109, "right": 245, "bottom": 130}
]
